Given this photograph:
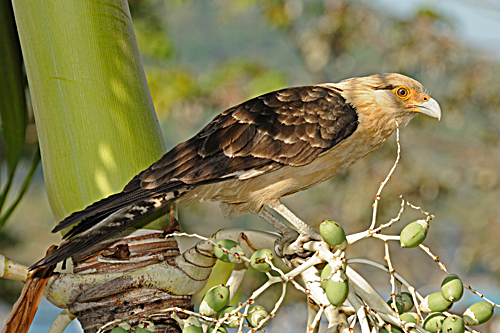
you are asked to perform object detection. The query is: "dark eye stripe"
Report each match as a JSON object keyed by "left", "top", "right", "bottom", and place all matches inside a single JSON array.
[{"left": 374, "top": 84, "right": 398, "bottom": 91}]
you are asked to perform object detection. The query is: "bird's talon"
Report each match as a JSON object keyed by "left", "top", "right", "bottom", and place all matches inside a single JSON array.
[{"left": 274, "top": 227, "right": 323, "bottom": 258}]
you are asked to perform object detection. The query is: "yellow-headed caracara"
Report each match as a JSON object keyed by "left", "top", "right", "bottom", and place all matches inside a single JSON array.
[{"left": 32, "top": 73, "right": 441, "bottom": 269}]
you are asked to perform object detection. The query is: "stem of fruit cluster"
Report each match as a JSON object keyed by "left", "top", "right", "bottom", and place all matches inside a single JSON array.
[{"left": 370, "top": 122, "right": 401, "bottom": 231}]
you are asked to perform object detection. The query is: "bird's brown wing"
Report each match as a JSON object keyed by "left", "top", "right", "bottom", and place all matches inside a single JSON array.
[
  {"left": 140, "top": 85, "right": 358, "bottom": 188},
  {"left": 34, "top": 85, "right": 357, "bottom": 269}
]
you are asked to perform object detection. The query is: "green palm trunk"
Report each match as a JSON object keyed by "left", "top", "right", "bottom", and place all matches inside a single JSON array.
[{"left": 11, "top": 0, "right": 166, "bottom": 222}]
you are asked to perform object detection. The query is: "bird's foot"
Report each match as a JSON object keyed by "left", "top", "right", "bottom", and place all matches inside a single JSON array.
[
  {"left": 275, "top": 226, "right": 322, "bottom": 258},
  {"left": 254, "top": 206, "right": 324, "bottom": 258}
]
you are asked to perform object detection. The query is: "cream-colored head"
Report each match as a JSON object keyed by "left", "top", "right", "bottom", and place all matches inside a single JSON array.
[{"left": 334, "top": 73, "right": 441, "bottom": 128}]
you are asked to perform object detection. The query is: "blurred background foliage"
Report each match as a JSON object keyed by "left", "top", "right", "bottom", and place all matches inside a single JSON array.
[{"left": 1, "top": 0, "right": 500, "bottom": 331}]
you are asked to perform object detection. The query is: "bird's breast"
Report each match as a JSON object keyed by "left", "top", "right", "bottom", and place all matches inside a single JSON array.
[{"left": 180, "top": 123, "right": 392, "bottom": 218}]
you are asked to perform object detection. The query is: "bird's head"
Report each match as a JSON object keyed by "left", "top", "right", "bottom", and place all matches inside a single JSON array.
[{"left": 336, "top": 73, "right": 441, "bottom": 129}]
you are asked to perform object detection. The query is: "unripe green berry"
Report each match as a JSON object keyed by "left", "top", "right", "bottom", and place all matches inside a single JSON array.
[
  {"left": 463, "top": 302, "right": 494, "bottom": 325},
  {"left": 213, "top": 239, "right": 244, "bottom": 263},
  {"left": 400, "top": 312, "right": 420, "bottom": 325},
  {"left": 182, "top": 326, "right": 202, "bottom": 333},
  {"left": 111, "top": 328, "right": 129, "bottom": 333},
  {"left": 441, "top": 274, "right": 463, "bottom": 302},
  {"left": 442, "top": 315, "right": 465, "bottom": 333},
  {"left": 325, "top": 279, "right": 349, "bottom": 307},
  {"left": 217, "top": 306, "right": 241, "bottom": 328},
  {"left": 320, "top": 263, "right": 332, "bottom": 290},
  {"left": 419, "top": 292, "right": 452, "bottom": 313},
  {"left": 207, "top": 324, "right": 227, "bottom": 333},
  {"left": 250, "top": 249, "right": 275, "bottom": 272},
  {"left": 199, "top": 285, "right": 230, "bottom": 316},
  {"left": 319, "top": 220, "right": 347, "bottom": 250},
  {"left": 387, "top": 297, "right": 404, "bottom": 314},
  {"left": 182, "top": 316, "right": 202, "bottom": 333},
  {"left": 400, "top": 292, "right": 414, "bottom": 312},
  {"left": 380, "top": 325, "right": 403, "bottom": 333},
  {"left": 246, "top": 305, "right": 269, "bottom": 328},
  {"left": 423, "top": 312, "right": 446, "bottom": 333},
  {"left": 320, "top": 260, "right": 346, "bottom": 290},
  {"left": 400, "top": 220, "right": 428, "bottom": 248}
]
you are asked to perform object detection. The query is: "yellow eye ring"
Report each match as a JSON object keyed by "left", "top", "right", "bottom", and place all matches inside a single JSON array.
[{"left": 394, "top": 86, "right": 411, "bottom": 100}]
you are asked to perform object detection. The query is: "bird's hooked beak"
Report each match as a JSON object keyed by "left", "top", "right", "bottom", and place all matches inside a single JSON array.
[{"left": 417, "top": 97, "right": 441, "bottom": 121}]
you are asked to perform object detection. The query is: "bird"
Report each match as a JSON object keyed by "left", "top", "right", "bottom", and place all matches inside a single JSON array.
[{"left": 31, "top": 73, "right": 441, "bottom": 269}]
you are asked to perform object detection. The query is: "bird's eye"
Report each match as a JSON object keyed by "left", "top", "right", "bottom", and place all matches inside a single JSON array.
[{"left": 394, "top": 86, "right": 410, "bottom": 100}]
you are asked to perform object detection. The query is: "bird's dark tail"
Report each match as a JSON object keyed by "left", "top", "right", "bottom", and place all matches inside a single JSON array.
[{"left": 29, "top": 193, "right": 178, "bottom": 270}]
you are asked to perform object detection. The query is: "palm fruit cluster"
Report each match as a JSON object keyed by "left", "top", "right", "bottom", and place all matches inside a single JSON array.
[
  {"left": 380, "top": 274, "right": 494, "bottom": 333},
  {"left": 193, "top": 239, "right": 273, "bottom": 331}
]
